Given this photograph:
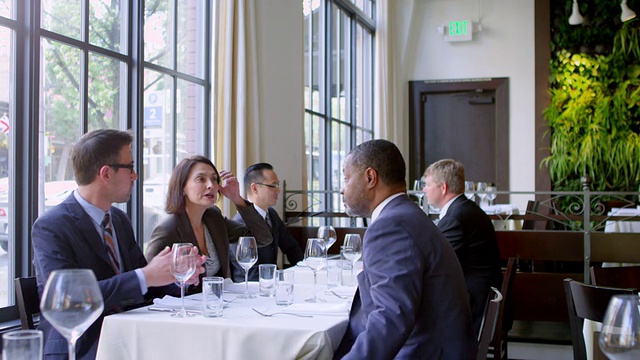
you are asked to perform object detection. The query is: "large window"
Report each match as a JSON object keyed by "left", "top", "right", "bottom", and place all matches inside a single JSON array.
[
  {"left": 0, "top": 0, "right": 213, "bottom": 319},
  {"left": 303, "top": 0, "right": 374, "bottom": 223}
]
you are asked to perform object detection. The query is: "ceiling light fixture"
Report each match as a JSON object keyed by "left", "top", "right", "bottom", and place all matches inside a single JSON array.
[
  {"left": 621, "top": 0, "right": 637, "bottom": 22},
  {"left": 569, "top": 0, "right": 584, "bottom": 25}
]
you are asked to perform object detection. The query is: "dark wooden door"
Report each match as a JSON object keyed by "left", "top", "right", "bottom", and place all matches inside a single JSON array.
[{"left": 409, "top": 78, "right": 509, "bottom": 193}]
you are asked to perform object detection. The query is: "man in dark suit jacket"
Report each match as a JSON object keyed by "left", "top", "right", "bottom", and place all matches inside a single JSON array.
[
  {"left": 230, "top": 163, "right": 303, "bottom": 281},
  {"left": 32, "top": 129, "right": 205, "bottom": 360},
  {"left": 335, "top": 140, "right": 476, "bottom": 359},
  {"left": 423, "top": 159, "right": 503, "bottom": 336}
]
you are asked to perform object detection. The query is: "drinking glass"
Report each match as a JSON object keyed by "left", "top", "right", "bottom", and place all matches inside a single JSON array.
[
  {"left": 476, "top": 182, "right": 488, "bottom": 206},
  {"left": 487, "top": 185, "right": 497, "bottom": 206},
  {"left": 342, "top": 234, "right": 363, "bottom": 286},
  {"left": 464, "top": 181, "right": 475, "bottom": 201},
  {"left": 599, "top": 295, "right": 640, "bottom": 359},
  {"left": 40, "top": 269, "right": 104, "bottom": 360},
  {"left": 413, "top": 179, "right": 425, "bottom": 206},
  {"left": 170, "top": 243, "right": 197, "bottom": 317},
  {"left": 317, "top": 226, "right": 337, "bottom": 253},
  {"left": 2, "top": 330, "right": 43, "bottom": 360},
  {"left": 236, "top": 236, "right": 258, "bottom": 299},
  {"left": 305, "top": 237, "right": 327, "bottom": 303}
]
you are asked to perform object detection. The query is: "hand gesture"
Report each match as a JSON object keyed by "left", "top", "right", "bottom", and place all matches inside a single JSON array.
[{"left": 218, "top": 170, "right": 245, "bottom": 206}]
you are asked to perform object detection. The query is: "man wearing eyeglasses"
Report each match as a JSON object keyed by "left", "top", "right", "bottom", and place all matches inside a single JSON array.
[
  {"left": 32, "top": 129, "right": 205, "bottom": 359},
  {"left": 230, "top": 163, "right": 304, "bottom": 281}
]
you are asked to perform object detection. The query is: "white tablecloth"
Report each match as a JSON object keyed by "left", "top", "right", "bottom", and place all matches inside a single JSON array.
[
  {"left": 96, "top": 283, "right": 356, "bottom": 360},
  {"left": 604, "top": 207, "right": 640, "bottom": 233}
]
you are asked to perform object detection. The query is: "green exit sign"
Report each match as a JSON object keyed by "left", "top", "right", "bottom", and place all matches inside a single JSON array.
[{"left": 449, "top": 20, "right": 469, "bottom": 36}]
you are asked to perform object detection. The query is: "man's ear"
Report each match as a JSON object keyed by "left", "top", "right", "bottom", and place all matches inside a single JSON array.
[
  {"left": 364, "top": 167, "right": 377, "bottom": 188},
  {"left": 98, "top": 165, "right": 111, "bottom": 183}
]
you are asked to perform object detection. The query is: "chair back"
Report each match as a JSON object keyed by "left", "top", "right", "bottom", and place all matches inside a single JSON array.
[
  {"left": 489, "top": 257, "right": 517, "bottom": 360},
  {"left": 563, "top": 278, "right": 635, "bottom": 360},
  {"left": 590, "top": 265, "right": 640, "bottom": 290},
  {"left": 15, "top": 277, "right": 40, "bottom": 330},
  {"left": 477, "top": 287, "right": 503, "bottom": 360}
]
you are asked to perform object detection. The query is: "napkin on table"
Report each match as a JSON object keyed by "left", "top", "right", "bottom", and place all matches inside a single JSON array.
[
  {"left": 153, "top": 295, "right": 202, "bottom": 311},
  {"left": 255, "top": 302, "right": 350, "bottom": 316}
]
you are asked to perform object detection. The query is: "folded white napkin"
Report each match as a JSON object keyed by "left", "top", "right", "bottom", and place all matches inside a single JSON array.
[
  {"left": 224, "top": 279, "right": 259, "bottom": 294},
  {"left": 609, "top": 207, "right": 640, "bottom": 216},
  {"left": 153, "top": 295, "right": 202, "bottom": 311},
  {"left": 256, "top": 302, "right": 350, "bottom": 316},
  {"left": 296, "top": 260, "right": 307, "bottom": 267}
]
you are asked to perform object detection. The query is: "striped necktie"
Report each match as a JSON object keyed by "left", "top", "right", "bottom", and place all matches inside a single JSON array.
[
  {"left": 265, "top": 212, "right": 272, "bottom": 230},
  {"left": 102, "top": 213, "right": 121, "bottom": 274}
]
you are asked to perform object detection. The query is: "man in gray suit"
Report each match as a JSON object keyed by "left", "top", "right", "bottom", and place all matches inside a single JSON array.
[{"left": 335, "top": 139, "right": 477, "bottom": 359}]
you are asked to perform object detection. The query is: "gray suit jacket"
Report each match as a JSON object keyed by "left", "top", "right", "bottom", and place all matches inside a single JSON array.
[
  {"left": 336, "top": 195, "right": 477, "bottom": 359},
  {"left": 32, "top": 194, "right": 178, "bottom": 360}
]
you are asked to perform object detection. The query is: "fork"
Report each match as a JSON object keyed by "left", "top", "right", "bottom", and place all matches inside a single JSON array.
[
  {"left": 328, "top": 290, "right": 350, "bottom": 299},
  {"left": 251, "top": 308, "right": 313, "bottom": 318}
]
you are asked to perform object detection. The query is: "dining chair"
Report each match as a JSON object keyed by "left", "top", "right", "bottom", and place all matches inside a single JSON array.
[
  {"left": 563, "top": 278, "right": 635, "bottom": 360},
  {"left": 489, "top": 257, "right": 517, "bottom": 360},
  {"left": 590, "top": 265, "right": 640, "bottom": 290},
  {"left": 477, "top": 287, "right": 503, "bottom": 360},
  {"left": 15, "top": 276, "right": 40, "bottom": 330}
]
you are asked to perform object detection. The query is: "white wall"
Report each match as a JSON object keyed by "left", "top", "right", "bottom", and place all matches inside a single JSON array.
[{"left": 254, "top": 0, "right": 538, "bottom": 202}]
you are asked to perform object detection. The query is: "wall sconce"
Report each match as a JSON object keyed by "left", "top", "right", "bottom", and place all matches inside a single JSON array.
[
  {"left": 621, "top": 0, "right": 637, "bottom": 22},
  {"left": 569, "top": 0, "right": 584, "bottom": 25}
]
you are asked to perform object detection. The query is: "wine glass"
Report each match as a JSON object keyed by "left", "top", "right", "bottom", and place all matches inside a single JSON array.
[
  {"left": 170, "top": 243, "right": 197, "bottom": 317},
  {"left": 464, "top": 181, "right": 475, "bottom": 202},
  {"left": 413, "top": 179, "right": 425, "bottom": 207},
  {"left": 305, "top": 237, "right": 327, "bottom": 303},
  {"left": 40, "top": 269, "right": 104, "bottom": 360},
  {"left": 476, "top": 182, "right": 488, "bottom": 207},
  {"left": 317, "top": 226, "right": 337, "bottom": 253},
  {"left": 487, "top": 185, "right": 497, "bottom": 206},
  {"left": 236, "top": 236, "right": 258, "bottom": 299},
  {"left": 599, "top": 295, "right": 640, "bottom": 359},
  {"left": 342, "top": 234, "right": 363, "bottom": 286}
]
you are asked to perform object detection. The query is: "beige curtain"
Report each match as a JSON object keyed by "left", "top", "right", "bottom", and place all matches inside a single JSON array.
[
  {"left": 215, "top": 0, "right": 260, "bottom": 216},
  {"left": 374, "top": 0, "right": 397, "bottom": 143}
]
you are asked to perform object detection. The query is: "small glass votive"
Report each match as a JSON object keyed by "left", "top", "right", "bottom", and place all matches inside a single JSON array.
[
  {"left": 2, "top": 330, "right": 43, "bottom": 360},
  {"left": 259, "top": 264, "right": 277, "bottom": 297},
  {"left": 275, "top": 270, "right": 294, "bottom": 306},
  {"left": 326, "top": 260, "right": 342, "bottom": 289},
  {"left": 202, "top": 276, "right": 224, "bottom": 317}
]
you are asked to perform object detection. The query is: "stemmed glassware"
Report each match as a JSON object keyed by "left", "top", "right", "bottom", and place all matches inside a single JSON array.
[
  {"left": 342, "top": 234, "right": 363, "bottom": 285},
  {"left": 476, "top": 182, "right": 488, "bottom": 207},
  {"left": 305, "top": 237, "right": 327, "bottom": 303},
  {"left": 40, "top": 269, "right": 104, "bottom": 360},
  {"left": 464, "top": 181, "right": 475, "bottom": 202},
  {"left": 413, "top": 179, "right": 425, "bottom": 207},
  {"left": 317, "top": 226, "right": 337, "bottom": 253},
  {"left": 236, "top": 236, "right": 258, "bottom": 299},
  {"left": 170, "top": 243, "right": 197, "bottom": 317},
  {"left": 599, "top": 294, "right": 640, "bottom": 359},
  {"left": 487, "top": 185, "right": 497, "bottom": 206}
]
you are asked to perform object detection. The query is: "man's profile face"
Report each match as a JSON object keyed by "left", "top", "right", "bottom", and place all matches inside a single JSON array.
[
  {"left": 254, "top": 169, "right": 280, "bottom": 208},
  {"left": 341, "top": 155, "right": 369, "bottom": 218},
  {"left": 423, "top": 175, "right": 444, "bottom": 209},
  {"left": 109, "top": 145, "right": 137, "bottom": 203}
]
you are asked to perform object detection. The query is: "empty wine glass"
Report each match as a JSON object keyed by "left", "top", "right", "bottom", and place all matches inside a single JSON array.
[
  {"left": 476, "top": 182, "right": 488, "bottom": 207},
  {"left": 40, "top": 269, "right": 104, "bottom": 360},
  {"left": 305, "top": 237, "right": 327, "bottom": 303},
  {"left": 599, "top": 294, "right": 640, "bottom": 359},
  {"left": 464, "top": 181, "right": 475, "bottom": 202},
  {"left": 487, "top": 185, "right": 497, "bottom": 206},
  {"left": 342, "top": 234, "right": 363, "bottom": 285},
  {"left": 413, "top": 179, "right": 425, "bottom": 207},
  {"left": 170, "top": 243, "right": 197, "bottom": 317},
  {"left": 236, "top": 236, "right": 258, "bottom": 299},
  {"left": 317, "top": 226, "right": 337, "bottom": 253}
]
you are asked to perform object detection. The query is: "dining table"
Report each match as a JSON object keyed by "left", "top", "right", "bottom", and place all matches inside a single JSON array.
[{"left": 95, "top": 268, "right": 357, "bottom": 360}]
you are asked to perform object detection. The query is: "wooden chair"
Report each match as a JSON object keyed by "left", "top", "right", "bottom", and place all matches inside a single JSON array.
[
  {"left": 477, "top": 287, "right": 503, "bottom": 360},
  {"left": 563, "top": 278, "right": 635, "bottom": 360},
  {"left": 15, "top": 277, "right": 40, "bottom": 330},
  {"left": 590, "top": 265, "right": 640, "bottom": 290},
  {"left": 489, "top": 257, "right": 517, "bottom": 360}
]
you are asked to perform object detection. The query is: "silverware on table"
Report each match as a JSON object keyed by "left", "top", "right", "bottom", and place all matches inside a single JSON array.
[{"left": 251, "top": 307, "right": 313, "bottom": 318}]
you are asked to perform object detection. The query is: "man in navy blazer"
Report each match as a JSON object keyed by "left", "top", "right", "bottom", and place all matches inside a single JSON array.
[
  {"left": 335, "top": 140, "right": 476, "bottom": 359},
  {"left": 230, "top": 163, "right": 304, "bottom": 281},
  {"left": 32, "top": 129, "right": 205, "bottom": 359},
  {"left": 423, "top": 159, "right": 502, "bottom": 336}
]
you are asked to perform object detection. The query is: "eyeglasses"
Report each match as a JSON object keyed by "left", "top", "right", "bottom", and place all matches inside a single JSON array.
[
  {"left": 107, "top": 163, "right": 135, "bottom": 173},
  {"left": 255, "top": 182, "right": 280, "bottom": 189}
]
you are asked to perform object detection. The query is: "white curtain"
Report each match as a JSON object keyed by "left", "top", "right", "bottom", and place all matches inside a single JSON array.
[
  {"left": 215, "top": 0, "right": 260, "bottom": 216},
  {"left": 374, "top": 0, "right": 397, "bottom": 143}
]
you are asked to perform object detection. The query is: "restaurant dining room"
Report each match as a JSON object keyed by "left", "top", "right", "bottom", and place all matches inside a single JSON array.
[{"left": 0, "top": 0, "right": 639, "bottom": 359}]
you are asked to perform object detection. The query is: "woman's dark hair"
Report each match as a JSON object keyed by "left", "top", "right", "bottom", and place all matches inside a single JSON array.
[{"left": 165, "top": 155, "right": 219, "bottom": 214}]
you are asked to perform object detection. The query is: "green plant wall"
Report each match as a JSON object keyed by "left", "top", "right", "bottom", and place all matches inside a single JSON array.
[{"left": 544, "top": 1, "right": 640, "bottom": 193}]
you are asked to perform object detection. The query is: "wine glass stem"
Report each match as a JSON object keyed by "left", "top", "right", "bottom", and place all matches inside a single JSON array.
[
  {"left": 68, "top": 339, "right": 76, "bottom": 360},
  {"left": 313, "top": 270, "right": 317, "bottom": 300},
  {"left": 180, "top": 280, "right": 186, "bottom": 316},
  {"left": 244, "top": 270, "right": 249, "bottom": 295},
  {"left": 350, "top": 262, "right": 355, "bottom": 284}
]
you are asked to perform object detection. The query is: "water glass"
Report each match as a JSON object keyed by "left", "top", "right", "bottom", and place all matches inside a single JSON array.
[
  {"left": 259, "top": 264, "right": 277, "bottom": 297},
  {"left": 2, "top": 330, "right": 43, "bottom": 360},
  {"left": 275, "top": 270, "right": 294, "bottom": 306},
  {"left": 340, "top": 247, "right": 355, "bottom": 286},
  {"left": 202, "top": 277, "right": 224, "bottom": 318},
  {"left": 326, "top": 260, "right": 342, "bottom": 289}
]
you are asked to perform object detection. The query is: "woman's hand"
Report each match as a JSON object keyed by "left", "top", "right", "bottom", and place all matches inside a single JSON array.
[{"left": 219, "top": 170, "right": 247, "bottom": 207}]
